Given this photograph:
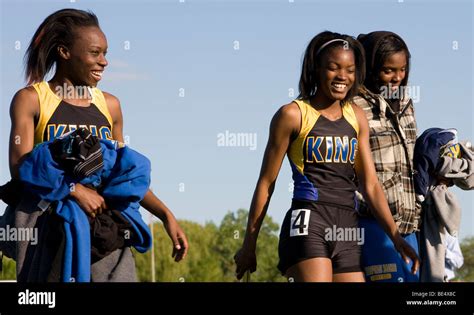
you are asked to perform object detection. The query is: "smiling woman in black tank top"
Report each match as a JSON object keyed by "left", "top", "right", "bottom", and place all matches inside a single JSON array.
[
  {"left": 234, "top": 31, "right": 420, "bottom": 282},
  {"left": 7, "top": 8, "right": 188, "bottom": 282}
]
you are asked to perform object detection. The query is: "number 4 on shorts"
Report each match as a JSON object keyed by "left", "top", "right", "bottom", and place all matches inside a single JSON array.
[{"left": 290, "top": 209, "right": 310, "bottom": 237}]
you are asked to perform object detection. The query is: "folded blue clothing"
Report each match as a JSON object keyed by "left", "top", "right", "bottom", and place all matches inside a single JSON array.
[
  {"left": 414, "top": 128, "right": 457, "bottom": 197},
  {"left": 19, "top": 139, "right": 152, "bottom": 282}
]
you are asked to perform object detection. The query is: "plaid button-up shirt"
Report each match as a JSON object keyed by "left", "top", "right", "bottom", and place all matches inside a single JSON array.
[{"left": 353, "top": 88, "right": 421, "bottom": 234}]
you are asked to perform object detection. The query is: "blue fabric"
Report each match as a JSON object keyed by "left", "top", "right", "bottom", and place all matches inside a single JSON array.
[
  {"left": 289, "top": 161, "right": 318, "bottom": 201},
  {"left": 19, "top": 140, "right": 152, "bottom": 282},
  {"left": 413, "top": 128, "right": 456, "bottom": 197},
  {"left": 359, "top": 217, "right": 419, "bottom": 282}
]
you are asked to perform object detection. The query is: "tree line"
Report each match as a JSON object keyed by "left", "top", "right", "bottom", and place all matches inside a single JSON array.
[{"left": 1, "top": 209, "right": 473, "bottom": 282}]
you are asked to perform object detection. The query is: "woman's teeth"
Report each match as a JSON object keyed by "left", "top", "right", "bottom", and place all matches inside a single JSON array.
[
  {"left": 332, "top": 83, "right": 346, "bottom": 91},
  {"left": 91, "top": 71, "right": 103, "bottom": 79}
]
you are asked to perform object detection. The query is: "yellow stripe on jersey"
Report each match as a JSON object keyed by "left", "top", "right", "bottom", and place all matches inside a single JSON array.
[
  {"left": 288, "top": 99, "right": 320, "bottom": 175},
  {"left": 342, "top": 102, "right": 359, "bottom": 137},
  {"left": 33, "top": 81, "right": 62, "bottom": 145},
  {"left": 90, "top": 87, "right": 113, "bottom": 128}
]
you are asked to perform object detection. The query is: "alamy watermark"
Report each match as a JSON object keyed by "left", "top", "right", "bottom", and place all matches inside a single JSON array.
[
  {"left": 54, "top": 83, "right": 93, "bottom": 100},
  {"left": 18, "top": 289, "right": 55, "bottom": 309},
  {"left": 217, "top": 130, "right": 257, "bottom": 151},
  {"left": 0, "top": 226, "right": 38, "bottom": 245},
  {"left": 379, "top": 85, "right": 421, "bottom": 104},
  {"left": 324, "top": 225, "right": 364, "bottom": 245}
]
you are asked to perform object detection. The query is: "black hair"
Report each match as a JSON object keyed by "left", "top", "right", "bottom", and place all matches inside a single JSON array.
[
  {"left": 357, "top": 32, "right": 411, "bottom": 93},
  {"left": 298, "top": 31, "right": 366, "bottom": 103},
  {"left": 24, "top": 8, "right": 100, "bottom": 85}
]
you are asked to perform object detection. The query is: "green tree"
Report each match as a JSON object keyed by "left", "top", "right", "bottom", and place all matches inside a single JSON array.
[
  {"left": 0, "top": 256, "right": 16, "bottom": 281},
  {"left": 456, "top": 236, "right": 474, "bottom": 281},
  {"left": 134, "top": 209, "right": 285, "bottom": 282},
  {"left": 135, "top": 220, "right": 223, "bottom": 282},
  {"left": 214, "top": 208, "right": 285, "bottom": 282}
]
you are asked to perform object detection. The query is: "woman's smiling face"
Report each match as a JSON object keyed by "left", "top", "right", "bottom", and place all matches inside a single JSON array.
[
  {"left": 317, "top": 46, "right": 356, "bottom": 102},
  {"left": 377, "top": 51, "right": 407, "bottom": 92},
  {"left": 62, "top": 26, "right": 108, "bottom": 87}
]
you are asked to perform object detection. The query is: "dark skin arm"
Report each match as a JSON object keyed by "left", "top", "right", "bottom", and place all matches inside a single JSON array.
[
  {"left": 104, "top": 92, "right": 188, "bottom": 262},
  {"left": 234, "top": 102, "right": 300, "bottom": 279},
  {"left": 9, "top": 87, "right": 38, "bottom": 180},
  {"left": 352, "top": 104, "right": 419, "bottom": 274}
]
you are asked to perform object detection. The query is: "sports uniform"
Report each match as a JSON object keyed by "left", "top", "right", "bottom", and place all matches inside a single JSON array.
[
  {"left": 14, "top": 81, "right": 139, "bottom": 282},
  {"left": 278, "top": 99, "right": 362, "bottom": 274},
  {"left": 32, "top": 81, "right": 113, "bottom": 145}
]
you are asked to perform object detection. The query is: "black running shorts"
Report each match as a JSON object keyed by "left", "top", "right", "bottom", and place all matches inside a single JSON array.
[{"left": 277, "top": 200, "right": 362, "bottom": 275}]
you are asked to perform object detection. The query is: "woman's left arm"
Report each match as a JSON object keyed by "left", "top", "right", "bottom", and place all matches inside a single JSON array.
[
  {"left": 105, "top": 92, "right": 188, "bottom": 262},
  {"left": 352, "top": 104, "right": 419, "bottom": 274}
]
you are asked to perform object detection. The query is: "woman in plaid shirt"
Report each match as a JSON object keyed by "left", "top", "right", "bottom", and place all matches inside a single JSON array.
[{"left": 354, "top": 31, "right": 420, "bottom": 282}]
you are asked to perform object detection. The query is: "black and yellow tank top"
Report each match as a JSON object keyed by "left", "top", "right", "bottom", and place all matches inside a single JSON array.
[
  {"left": 33, "top": 81, "right": 113, "bottom": 145},
  {"left": 288, "top": 99, "right": 360, "bottom": 210}
]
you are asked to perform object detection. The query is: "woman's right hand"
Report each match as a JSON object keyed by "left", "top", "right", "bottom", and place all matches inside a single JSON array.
[
  {"left": 234, "top": 245, "right": 257, "bottom": 280},
  {"left": 70, "top": 183, "right": 106, "bottom": 217},
  {"left": 393, "top": 234, "right": 420, "bottom": 275}
]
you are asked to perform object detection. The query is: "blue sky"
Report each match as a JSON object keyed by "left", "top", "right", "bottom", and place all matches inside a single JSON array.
[{"left": 0, "top": 0, "right": 473, "bottom": 240}]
